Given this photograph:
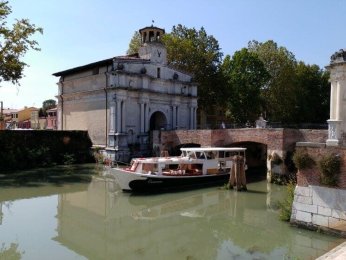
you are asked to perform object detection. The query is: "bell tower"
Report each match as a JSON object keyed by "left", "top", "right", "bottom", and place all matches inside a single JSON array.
[{"left": 138, "top": 26, "right": 167, "bottom": 64}]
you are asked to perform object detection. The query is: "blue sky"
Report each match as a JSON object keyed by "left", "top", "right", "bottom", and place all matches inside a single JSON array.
[{"left": 1, "top": 0, "right": 345, "bottom": 109}]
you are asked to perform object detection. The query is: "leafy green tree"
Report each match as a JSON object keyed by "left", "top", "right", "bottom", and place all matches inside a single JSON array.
[
  {"left": 126, "top": 31, "right": 141, "bottom": 55},
  {"left": 294, "top": 62, "right": 330, "bottom": 123},
  {"left": 39, "top": 99, "right": 56, "bottom": 117},
  {"left": 0, "top": 1, "right": 43, "bottom": 85},
  {"left": 221, "top": 49, "right": 270, "bottom": 123},
  {"left": 248, "top": 40, "right": 297, "bottom": 123},
  {"left": 162, "top": 25, "right": 224, "bottom": 110}
]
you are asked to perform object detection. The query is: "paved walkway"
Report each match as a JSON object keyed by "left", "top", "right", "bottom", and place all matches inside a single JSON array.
[{"left": 317, "top": 241, "right": 346, "bottom": 260}]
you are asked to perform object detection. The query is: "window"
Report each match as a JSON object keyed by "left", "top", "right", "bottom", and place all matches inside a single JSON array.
[{"left": 157, "top": 68, "right": 160, "bottom": 78}]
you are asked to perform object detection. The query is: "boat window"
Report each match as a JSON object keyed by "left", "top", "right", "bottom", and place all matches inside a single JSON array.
[
  {"left": 205, "top": 151, "right": 216, "bottom": 159},
  {"left": 188, "top": 152, "right": 196, "bottom": 159},
  {"left": 196, "top": 152, "right": 206, "bottom": 159},
  {"left": 142, "top": 163, "right": 157, "bottom": 174}
]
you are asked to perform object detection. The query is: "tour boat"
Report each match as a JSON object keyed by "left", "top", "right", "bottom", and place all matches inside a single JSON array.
[{"left": 112, "top": 147, "right": 246, "bottom": 192}]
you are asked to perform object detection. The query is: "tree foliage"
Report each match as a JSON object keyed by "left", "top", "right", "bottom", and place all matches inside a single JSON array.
[
  {"left": 39, "top": 99, "right": 56, "bottom": 117},
  {"left": 126, "top": 31, "right": 141, "bottom": 55},
  {"left": 221, "top": 49, "right": 270, "bottom": 123},
  {"left": 0, "top": 1, "right": 42, "bottom": 85},
  {"left": 162, "top": 25, "right": 224, "bottom": 109},
  {"left": 294, "top": 62, "right": 330, "bottom": 123},
  {"left": 248, "top": 40, "right": 298, "bottom": 123}
]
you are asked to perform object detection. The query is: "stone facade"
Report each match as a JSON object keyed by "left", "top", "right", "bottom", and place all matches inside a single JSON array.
[
  {"left": 53, "top": 26, "right": 197, "bottom": 161},
  {"left": 291, "top": 185, "right": 346, "bottom": 237}
]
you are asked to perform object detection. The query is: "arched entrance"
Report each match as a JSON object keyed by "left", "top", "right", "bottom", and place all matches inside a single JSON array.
[{"left": 149, "top": 111, "right": 167, "bottom": 131}]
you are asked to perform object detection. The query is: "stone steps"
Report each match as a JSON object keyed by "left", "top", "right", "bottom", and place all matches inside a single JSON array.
[{"left": 317, "top": 242, "right": 346, "bottom": 260}]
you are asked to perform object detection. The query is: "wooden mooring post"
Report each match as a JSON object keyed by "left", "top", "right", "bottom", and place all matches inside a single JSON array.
[{"left": 228, "top": 155, "right": 247, "bottom": 191}]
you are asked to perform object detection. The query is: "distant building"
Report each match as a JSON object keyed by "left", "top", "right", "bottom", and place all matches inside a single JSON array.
[
  {"left": 46, "top": 107, "right": 57, "bottom": 130},
  {"left": 17, "top": 106, "right": 38, "bottom": 129},
  {"left": 53, "top": 25, "right": 198, "bottom": 161}
]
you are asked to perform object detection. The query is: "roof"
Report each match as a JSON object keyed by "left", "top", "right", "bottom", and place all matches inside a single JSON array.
[
  {"left": 139, "top": 26, "right": 165, "bottom": 34},
  {"left": 53, "top": 58, "right": 113, "bottom": 77},
  {"left": 2, "top": 109, "right": 18, "bottom": 114},
  {"left": 52, "top": 55, "right": 150, "bottom": 77}
]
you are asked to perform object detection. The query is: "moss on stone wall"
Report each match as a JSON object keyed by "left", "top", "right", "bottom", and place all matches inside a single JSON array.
[{"left": 0, "top": 130, "right": 94, "bottom": 172}]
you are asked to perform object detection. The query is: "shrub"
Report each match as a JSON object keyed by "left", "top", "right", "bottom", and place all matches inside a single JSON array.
[
  {"left": 318, "top": 154, "right": 340, "bottom": 186},
  {"left": 292, "top": 150, "right": 315, "bottom": 170},
  {"left": 278, "top": 181, "right": 295, "bottom": 221}
]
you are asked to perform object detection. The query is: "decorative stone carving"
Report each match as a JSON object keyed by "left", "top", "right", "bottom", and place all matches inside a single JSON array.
[{"left": 330, "top": 49, "right": 346, "bottom": 64}]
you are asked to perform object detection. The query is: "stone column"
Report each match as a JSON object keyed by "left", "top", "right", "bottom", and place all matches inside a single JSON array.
[
  {"left": 121, "top": 100, "right": 126, "bottom": 132},
  {"left": 330, "top": 81, "right": 336, "bottom": 119},
  {"left": 189, "top": 106, "right": 194, "bottom": 129},
  {"left": 109, "top": 101, "right": 116, "bottom": 134},
  {"left": 326, "top": 49, "right": 346, "bottom": 146},
  {"left": 116, "top": 100, "right": 121, "bottom": 133},
  {"left": 336, "top": 81, "right": 342, "bottom": 120},
  {"left": 145, "top": 103, "right": 150, "bottom": 132},
  {"left": 140, "top": 102, "right": 145, "bottom": 133},
  {"left": 193, "top": 107, "right": 197, "bottom": 129}
]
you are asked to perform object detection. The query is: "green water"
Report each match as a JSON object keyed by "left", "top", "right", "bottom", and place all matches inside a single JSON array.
[{"left": 0, "top": 164, "right": 343, "bottom": 260}]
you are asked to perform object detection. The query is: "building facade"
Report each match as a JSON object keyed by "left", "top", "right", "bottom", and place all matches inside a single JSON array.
[{"left": 53, "top": 26, "right": 198, "bottom": 161}]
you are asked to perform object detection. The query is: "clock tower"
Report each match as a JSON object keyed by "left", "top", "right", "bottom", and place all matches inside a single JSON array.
[{"left": 138, "top": 26, "right": 167, "bottom": 64}]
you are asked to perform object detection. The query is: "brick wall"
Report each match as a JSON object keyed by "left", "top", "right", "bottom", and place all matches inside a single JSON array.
[
  {"left": 296, "top": 145, "right": 346, "bottom": 189},
  {"left": 160, "top": 128, "right": 327, "bottom": 154}
]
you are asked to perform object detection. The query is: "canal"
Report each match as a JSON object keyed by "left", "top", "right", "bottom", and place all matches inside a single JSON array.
[{"left": 0, "top": 164, "right": 343, "bottom": 260}]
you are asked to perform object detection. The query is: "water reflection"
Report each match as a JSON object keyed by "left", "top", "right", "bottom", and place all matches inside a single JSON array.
[
  {"left": 0, "top": 165, "right": 343, "bottom": 260},
  {"left": 54, "top": 175, "right": 340, "bottom": 260}
]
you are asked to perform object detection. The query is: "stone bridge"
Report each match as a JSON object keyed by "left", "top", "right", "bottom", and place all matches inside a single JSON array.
[{"left": 153, "top": 128, "right": 327, "bottom": 180}]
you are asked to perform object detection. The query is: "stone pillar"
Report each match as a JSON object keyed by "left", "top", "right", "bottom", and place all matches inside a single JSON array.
[
  {"left": 140, "top": 102, "right": 145, "bottom": 133},
  {"left": 336, "top": 81, "right": 343, "bottom": 120},
  {"left": 109, "top": 100, "right": 116, "bottom": 134},
  {"left": 189, "top": 106, "right": 193, "bottom": 129},
  {"left": 326, "top": 49, "right": 346, "bottom": 146},
  {"left": 145, "top": 103, "right": 150, "bottom": 132},
  {"left": 116, "top": 101, "right": 121, "bottom": 133},
  {"left": 121, "top": 100, "right": 126, "bottom": 132},
  {"left": 172, "top": 105, "right": 177, "bottom": 129},
  {"left": 330, "top": 81, "right": 336, "bottom": 119}
]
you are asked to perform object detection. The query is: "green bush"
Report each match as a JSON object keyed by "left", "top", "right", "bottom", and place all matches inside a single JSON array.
[
  {"left": 278, "top": 181, "right": 295, "bottom": 221},
  {"left": 0, "top": 130, "right": 94, "bottom": 172},
  {"left": 318, "top": 154, "right": 340, "bottom": 186},
  {"left": 292, "top": 150, "right": 315, "bottom": 170}
]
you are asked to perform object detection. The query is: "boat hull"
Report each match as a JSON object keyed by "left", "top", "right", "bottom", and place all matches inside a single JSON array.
[{"left": 113, "top": 169, "right": 230, "bottom": 192}]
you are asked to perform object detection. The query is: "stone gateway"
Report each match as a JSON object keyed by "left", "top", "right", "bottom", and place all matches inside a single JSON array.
[{"left": 53, "top": 26, "right": 197, "bottom": 161}]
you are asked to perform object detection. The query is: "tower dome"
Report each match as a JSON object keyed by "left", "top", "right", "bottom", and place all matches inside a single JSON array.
[
  {"left": 139, "top": 26, "right": 165, "bottom": 44},
  {"left": 138, "top": 25, "right": 167, "bottom": 64}
]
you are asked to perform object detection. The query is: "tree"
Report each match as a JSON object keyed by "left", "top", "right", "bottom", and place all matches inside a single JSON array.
[
  {"left": 221, "top": 49, "right": 270, "bottom": 123},
  {"left": 162, "top": 25, "right": 224, "bottom": 110},
  {"left": 248, "top": 40, "right": 297, "bottom": 123},
  {"left": 39, "top": 99, "right": 56, "bottom": 117},
  {"left": 0, "top": 1, "right": 42, "bottom": 85},
  {"left": 294, "top": 62, "right": 330, "bottom": 123},
  {"left": 126, "top": 31, "right": 141, "bottom": 55}
]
